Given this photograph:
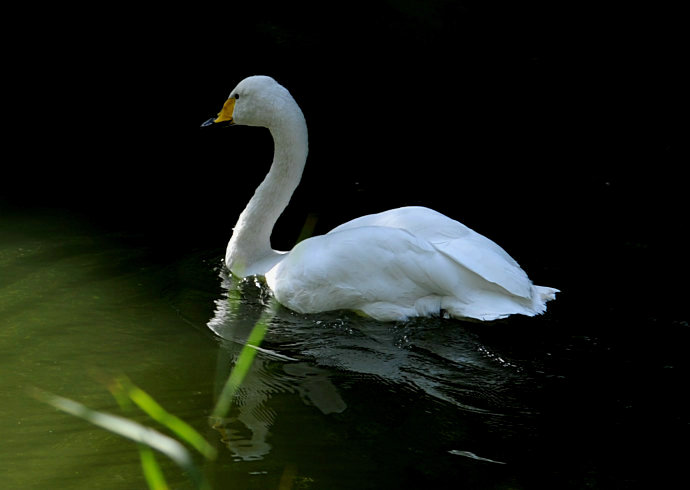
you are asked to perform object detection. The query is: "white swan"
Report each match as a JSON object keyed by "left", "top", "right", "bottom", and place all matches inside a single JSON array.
[{"left": 204, "top": 75, "right": 558, "bottom": 321}]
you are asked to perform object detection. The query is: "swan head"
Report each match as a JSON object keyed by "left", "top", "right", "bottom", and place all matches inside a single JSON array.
[{"left": 204, "top": 75, "right": 302, "bottom": 130}]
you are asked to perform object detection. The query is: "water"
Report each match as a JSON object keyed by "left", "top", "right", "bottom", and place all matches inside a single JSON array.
[{"left": 1, "top": 207, "right": 687, "bottom": 489}]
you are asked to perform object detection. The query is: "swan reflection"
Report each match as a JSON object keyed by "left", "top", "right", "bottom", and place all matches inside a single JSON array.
[
  {"left": 207, "top": 272, "right": 347, "bottom": 461},
  {"left": 207, "top": 270, "right": 533, "bottom": 461}
]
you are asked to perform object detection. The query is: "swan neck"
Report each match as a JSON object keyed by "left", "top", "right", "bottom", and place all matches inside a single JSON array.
[{"left": 226, "top": 110, "right": 308, "bottom": 276}]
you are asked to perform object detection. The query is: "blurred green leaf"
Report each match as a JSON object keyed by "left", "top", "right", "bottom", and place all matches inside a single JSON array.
[
  {"left": 138, "top": 444, "right": 169, "bottom": 490},
  {"left": 30, "top": 388, "right": 208, "bottom": 489},
  {"left": 296, "top": 212, "right": 319, "bottom": 243},
  {"left": 212, "top": 312, "right": 271, "bottom": 418},
  {"left": 112, "top": 376, "right": 217, "bottom": 461}
]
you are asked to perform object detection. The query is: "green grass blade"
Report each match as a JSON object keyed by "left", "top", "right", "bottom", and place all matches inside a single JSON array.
[
  {"left": 138, "top": 444, "right": 169, "bottom": 490},
  {"left": 30, "top": 388, "right": 206, "bottom": 487},
  {"left": 212, "top": 312, "right": 271, "bottom": 418},
  {"left": 296, "top": 212, "right": 319, "bottom": 243},
  {"left": 113, "top": 377, "right": 217, "bottom": 461}
]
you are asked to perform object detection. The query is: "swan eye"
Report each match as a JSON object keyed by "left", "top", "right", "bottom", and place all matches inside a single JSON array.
[{"left": 234, "top": 93, "right": 240, "bottom": 100}]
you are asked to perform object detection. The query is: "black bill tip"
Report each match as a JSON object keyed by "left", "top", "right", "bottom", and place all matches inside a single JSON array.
[{"left": 201, "top": 118, "right": 234, "bottom": 128}]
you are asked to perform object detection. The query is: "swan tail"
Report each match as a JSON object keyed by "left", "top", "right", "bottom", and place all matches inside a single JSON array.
[
  {"left": 530, "top": 285, "right": 560, "bottom": 315},
  {"left": 440, "top": 285, "right": 559, "bottom": 321}
]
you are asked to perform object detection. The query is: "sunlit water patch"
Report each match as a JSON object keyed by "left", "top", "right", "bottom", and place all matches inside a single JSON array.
[{"left": 0, "top": 212, "right": 219, "bottom": 489}]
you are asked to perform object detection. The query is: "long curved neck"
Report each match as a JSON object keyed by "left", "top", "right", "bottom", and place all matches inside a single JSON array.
[{"left": 226, "top": 110, "right": 308, "bottom": 277}]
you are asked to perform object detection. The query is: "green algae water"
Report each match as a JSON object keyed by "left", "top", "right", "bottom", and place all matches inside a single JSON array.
[{"left": 0, "top": 209, "right": 219, "bottom": 488}]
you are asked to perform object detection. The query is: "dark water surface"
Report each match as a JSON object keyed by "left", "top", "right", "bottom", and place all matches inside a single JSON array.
[{"left": 1, "top": 206, "right": 687, "bottom": 489}]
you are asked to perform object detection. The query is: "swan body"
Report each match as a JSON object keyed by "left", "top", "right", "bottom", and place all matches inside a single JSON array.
[{"left": 206, "top": 75, "right": 558, "bottom": 321}]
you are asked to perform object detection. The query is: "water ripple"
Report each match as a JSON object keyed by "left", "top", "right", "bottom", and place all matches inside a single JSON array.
[{"left": 206, "top": 272, "right": 541, "bottom": 460}]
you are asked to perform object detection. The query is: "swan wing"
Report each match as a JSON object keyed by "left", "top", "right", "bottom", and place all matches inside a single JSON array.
[
  {"left": 267, "top": 226, "right": 459, "bottom": 319},
  {"left": 328, "top": 206, "right": 532, "bottom": 299}
]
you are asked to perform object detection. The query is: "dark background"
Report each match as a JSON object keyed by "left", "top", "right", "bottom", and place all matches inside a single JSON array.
[{"left": 5, "top": 1, "right": 685, "bottom": 321}]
